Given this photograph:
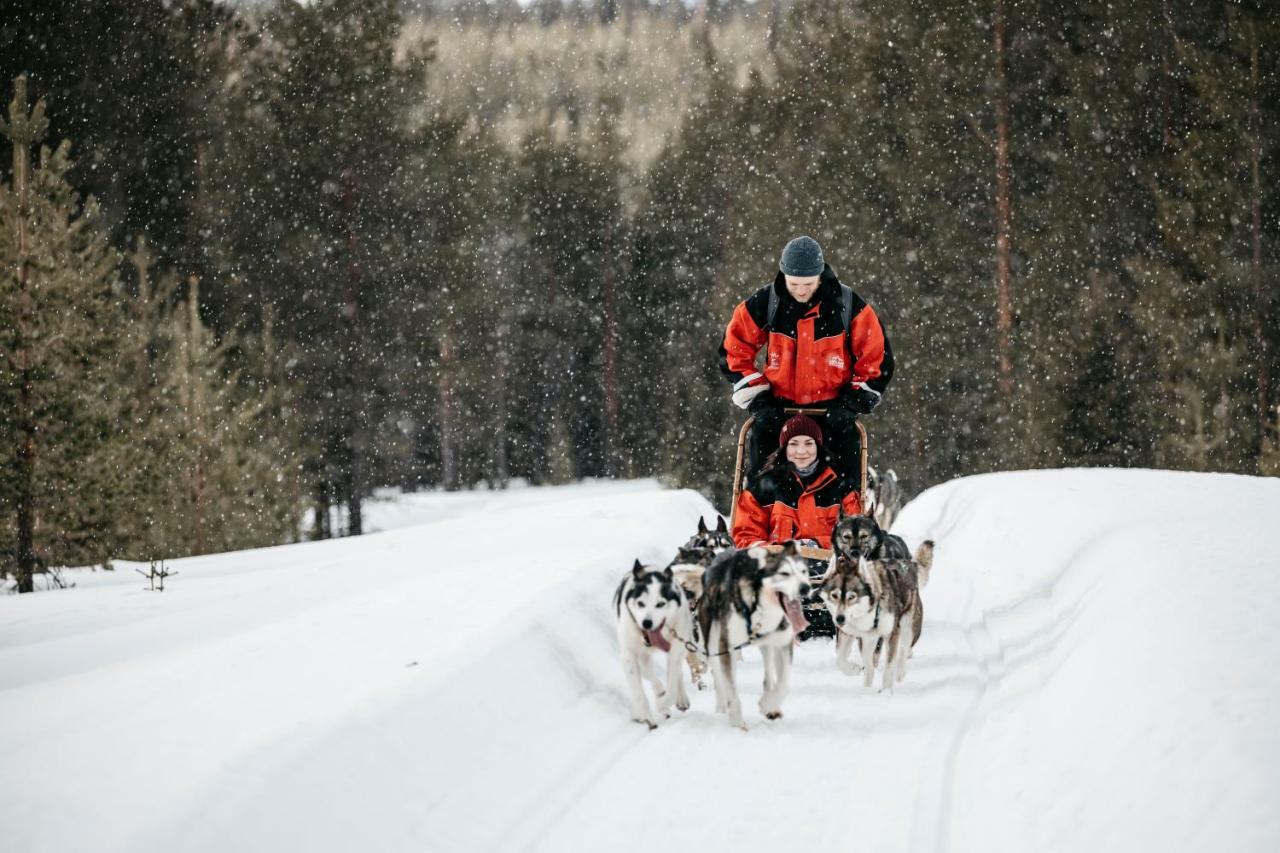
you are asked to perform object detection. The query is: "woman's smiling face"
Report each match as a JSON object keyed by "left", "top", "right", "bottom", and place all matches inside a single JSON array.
[{"left": 785, "top": 435, "right": 818, "bottom": 469}]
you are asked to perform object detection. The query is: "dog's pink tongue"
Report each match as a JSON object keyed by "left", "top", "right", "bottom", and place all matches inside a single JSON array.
[
  {"left": 782, "top": 595, "right": 809, "bottom": 635},
  {"left": 646, "top": 629, "right": 671, "bottom": 652}
]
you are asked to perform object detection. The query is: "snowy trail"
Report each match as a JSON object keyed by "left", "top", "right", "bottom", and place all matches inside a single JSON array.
[
  {"left": 131, "top": 530, "right": 994, "bottom": 853},
  {"left": 3, "top": 470, "right": 1279, "bottom": 853}
]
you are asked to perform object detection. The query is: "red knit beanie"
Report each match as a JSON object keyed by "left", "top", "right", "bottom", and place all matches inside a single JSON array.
[{"left": 778, "top": 414, "right": 824, "bottom": 448}]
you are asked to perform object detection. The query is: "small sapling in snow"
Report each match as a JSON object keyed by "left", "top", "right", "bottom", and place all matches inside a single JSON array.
[{"left": 137, "top": 559, "right": 177, "bottom": 591}]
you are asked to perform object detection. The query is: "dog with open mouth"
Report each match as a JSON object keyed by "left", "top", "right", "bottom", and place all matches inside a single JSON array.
[
  {"left": 614, "top": 559, "right": 703, "bottom": 729},
  {"left": 697, "top": 541, "right": 811, "bottom": 729},
  {"left": 818, "top": 540, "right": 933, "bottom": 690}
]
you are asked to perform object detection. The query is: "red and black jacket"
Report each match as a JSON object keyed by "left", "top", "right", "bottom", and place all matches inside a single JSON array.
[
  {"left": 733, "top": 460, "right": 862, "bottom": 549},
  {"left": 719, "top": 265, "right": 893, "bottom": 406}
]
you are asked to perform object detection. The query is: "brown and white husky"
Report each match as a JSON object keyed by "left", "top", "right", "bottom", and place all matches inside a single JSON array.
[{"left": 819, "top": 541, "right": 934, "bottom": 690}]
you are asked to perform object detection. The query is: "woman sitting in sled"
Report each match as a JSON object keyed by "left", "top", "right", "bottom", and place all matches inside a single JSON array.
[{"left": 732, "top": 414, "right": 862, "bottom": 550}]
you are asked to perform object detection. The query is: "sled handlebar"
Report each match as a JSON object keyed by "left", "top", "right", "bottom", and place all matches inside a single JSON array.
[{"left": 761, "top": 543, "right": 834, "bottom": 561}]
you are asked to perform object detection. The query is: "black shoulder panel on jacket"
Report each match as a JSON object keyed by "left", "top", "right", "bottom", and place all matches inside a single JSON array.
[
  {"left": 743, "top": 284, "right": 773, "bottom": 330},
  {"left": 824, "top": 270, "right": 869, "bottom": 324}
]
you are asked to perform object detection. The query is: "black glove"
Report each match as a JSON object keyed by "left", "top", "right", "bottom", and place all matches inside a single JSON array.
[
  {"left": 824, "top": 404, "right": 858, "bottom": 433},
  {"left": 750, "top": 395, "right": 786, "bottom": 433},
  {"left": 748, "top": 389, "right": 777, "bottom": 415},
  {"left": 838, "top": 387, "right": 881, "bottom": 416}
]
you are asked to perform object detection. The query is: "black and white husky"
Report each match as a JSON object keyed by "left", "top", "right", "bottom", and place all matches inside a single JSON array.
[
  {"left": 614, "top": 560, "right": 701, "bottom": 729},
  {"left": 819, "top": 541, "right": 933, "bottom": 690},
  {"left": 697, "top": 542, "right": 812, "bottom": 729}
]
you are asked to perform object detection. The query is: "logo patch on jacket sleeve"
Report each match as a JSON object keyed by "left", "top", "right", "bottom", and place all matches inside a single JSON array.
[{"left": 828, "top": 355, "right": 846, "bottom": 370}]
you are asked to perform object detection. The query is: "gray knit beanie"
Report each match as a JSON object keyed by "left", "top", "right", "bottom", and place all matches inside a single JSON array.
[{"left": 779, "top": 236, "right": 825, "bottom": 277}]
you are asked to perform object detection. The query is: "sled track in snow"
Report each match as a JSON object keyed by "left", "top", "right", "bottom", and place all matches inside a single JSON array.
[
  {"left": 11, "top": 474, "right": 1276, "bottom": 853},
  {"left": 489, "top": 560, "right": 1006, "bottom": 853}
]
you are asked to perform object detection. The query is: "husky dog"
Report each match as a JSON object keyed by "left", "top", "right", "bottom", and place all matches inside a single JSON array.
[
  {"left": 819, "top": 541, "right": 933, "bottom": 690},
  {"left": 661, "top": 515, "right": 734, "bottom": 690},
  {"left": 665, "top": 553, "right": 710, "bottom": 690},
  {"left": 614, "top": 560, "right": 699, "bottom": 729},
  {"left": 866, "top": 467, "right": 905, "bottom": 531},
  {"left": 830, "top": 509, "right": 912, "bottom": 565},
  {"left": 680, "top": 515, "right": 735, "bottom": 561},
  {"left": 697, "top": 542, "right": 812, "bottom": 729}
]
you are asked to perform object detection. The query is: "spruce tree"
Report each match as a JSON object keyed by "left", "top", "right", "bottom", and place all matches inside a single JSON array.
[
  {"left": 0, "top": 77, "right": 137, "bottom": 590},
  {"left": 120, "top": 261, "right": 305, "bottom": 558},
  {"left": 0, "top": 0, "right": 232, "bottom": 276},
  {"left": 204, "top": 0, "right": 429, "bottom": 528},
  {"left": 501, "top": 128, "right": 617, "bottom": 484}
]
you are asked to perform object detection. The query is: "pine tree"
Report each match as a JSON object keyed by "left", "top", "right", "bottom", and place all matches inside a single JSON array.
[
  {"left": 119, "top": 260, "right": 305, "bottom": 558},
  {"left": 1114, "top": 2, "right": 1280, "bottom": 473},
  {"left": 0, "top": 77, "right": 138, "bottom": 590},
  {"left": 203, "top": 0, "right": 431, "bottom": 528},
  {"left": 499, "top": 127, "right": 617, "bottom": 484},
  {"left": 0, "top": 0, "right": 232, "bottom": 275}
]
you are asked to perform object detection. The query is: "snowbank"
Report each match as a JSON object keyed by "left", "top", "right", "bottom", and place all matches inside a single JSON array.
[
  {"left": 2, "top": 470, "right": 1277, "bottom": 853},
  {"left": 893, "top": 469, "right": 1280, "bottom": 853}
]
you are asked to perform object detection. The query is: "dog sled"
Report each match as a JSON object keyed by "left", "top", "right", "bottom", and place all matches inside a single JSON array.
[{"left": 728, "top": 407, "right": 869, "bottom": 638}]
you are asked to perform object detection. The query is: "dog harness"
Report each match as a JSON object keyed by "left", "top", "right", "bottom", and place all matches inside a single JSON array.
[
  {"left": 704, "top": 617, "right": 791, "bottom": 657},
  {"left": 702, "top": 595, "right": 792, "bottom": 657}
]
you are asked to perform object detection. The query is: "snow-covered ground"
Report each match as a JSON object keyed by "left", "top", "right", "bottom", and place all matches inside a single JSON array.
[
  {"left": 2, "top": 470, "right": 1278, "bottom": 853},
  {"left": 315, "top": 478, "right": 664, "bottom": 536}
]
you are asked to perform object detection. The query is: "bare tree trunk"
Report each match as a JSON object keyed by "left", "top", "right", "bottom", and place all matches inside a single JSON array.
[
  {"left": 438, "top": 323, "right": 460, "bottom": 491},
  {"left": 185, "top": 277, "right": 209, "bottom": 556},
  {"left": 313, "top": 482, "right": 331, "bottom": 540},
  {"left": 341, "top": 168, "right": 364, "bottom": 534},
  {"left": 1161, "top": 0, "right": 1176, "bottom": 150},
  {"left": 537, "top": 343, "right": 570, "bottom": 484},
  {"left": 11, "top": 81, "right": 37, "bottom": 593},
  {"left": 347, "top": 424, "right": 363, "bottom": 535},
  {"left": 602, "top": 220, "right": 620, "bottom": 476},
  {"left": 491, "top": 315, "right": 510, "bottom": 488},
  {"left": 992, "top": 0, "right": 1016, "bottom": 406},
  {"left": 1250, "top": 24, "right": 1270, "bottom": 461}
]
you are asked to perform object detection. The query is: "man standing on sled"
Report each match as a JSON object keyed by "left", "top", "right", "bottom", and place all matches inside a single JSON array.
[{"left": 719, "top": 235, "right": 894, "bottom": 482}]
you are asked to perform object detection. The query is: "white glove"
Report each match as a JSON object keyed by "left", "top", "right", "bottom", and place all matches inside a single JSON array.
[{"left": 731, "top": 373, "right": 770, "bottom": 410}]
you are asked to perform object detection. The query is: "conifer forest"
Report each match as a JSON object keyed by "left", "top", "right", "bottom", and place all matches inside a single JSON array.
[{"left": 2, "top": 0, "right": 1277, "bottom": 591}]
